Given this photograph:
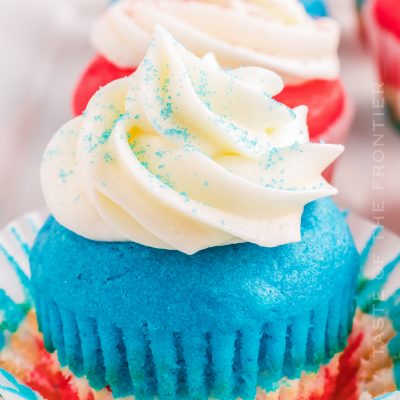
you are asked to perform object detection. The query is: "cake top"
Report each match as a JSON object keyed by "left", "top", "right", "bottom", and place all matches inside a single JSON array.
[
  {"left": 91, "top": 0, "right": 340, "bottom": 83},
  {"left": 41, "top": 27, "right": 342, "bottom": 254}
]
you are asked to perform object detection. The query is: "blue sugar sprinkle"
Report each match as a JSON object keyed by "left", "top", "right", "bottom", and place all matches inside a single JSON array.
[
  {"left": 161, "top": 102, "right": 173, "bottom": 120},
  {"left": 94, "top": 114, "right": 104, "bottom": 122},
  {"left": 43, "top": 146, "right": 61, "bottom": 161},
  {"left": 104, "top": 152, "right": 113, "bottom": 163},
  {"left": 59, "top": 169, "right": 73, "bottom": 183},
  {"left": 155, "top": 173, "right": 175, "bottom": 189},
  {"left": 164, "top": 127, "right": 190, "bottom": 142},
  {"left": 180, "top": 192, "right": 189, "bottom": 203},
  {"left": 155, "top": 150, "right": 166, "bottom": 158},
  {"left": 99, "top": 130, "right": 112, "bottom": 145}
]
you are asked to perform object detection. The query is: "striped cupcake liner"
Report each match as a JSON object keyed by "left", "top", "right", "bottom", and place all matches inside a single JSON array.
[
  {"left": 0, "top": 209, "right": 399, "bottom": 399},
  {"left": 0, "top": 307, "right": 398, "bottom": 400},
  {"left": 0, "top": 368, "right": 41, "bottom": 400},
  {"left": 31, "top": 282, "right": 356, "bottom": 399}
]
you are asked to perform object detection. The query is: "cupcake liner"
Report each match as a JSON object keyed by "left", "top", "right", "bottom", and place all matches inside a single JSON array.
[
  {"left": 0, "top": 209, "right": 399, "bottom": 400},
  {"left": 0, "top": 368, "right": 41, "bottom": 400},
  {"left": 0, "top": 309, "right": 397, "bottom": 400},
  {"left": 32, "top": 281, "right": 357, "bottom": 399},
  {"left": 0, "top": 210, "right": 46, "bottom": 345},
  {"left": 363, "top": 0, "right": 400, "bottom": 126}
]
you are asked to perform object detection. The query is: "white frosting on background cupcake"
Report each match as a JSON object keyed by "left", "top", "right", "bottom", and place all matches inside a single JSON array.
[{"left": 91, "top": 0, "right": 340, "bottom": 83}]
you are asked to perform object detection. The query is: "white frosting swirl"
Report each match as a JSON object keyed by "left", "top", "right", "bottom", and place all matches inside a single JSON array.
[
  {"left": 41, "top": 27, "right": 342, "bottom": 254},
  {"left": 91, "top": 0, "right": 340, "bottom": 83}
]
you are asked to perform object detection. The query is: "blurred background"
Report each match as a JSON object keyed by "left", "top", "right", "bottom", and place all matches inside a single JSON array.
[{"left": 0, "top": 0, "right": 399, "bottom": 234}]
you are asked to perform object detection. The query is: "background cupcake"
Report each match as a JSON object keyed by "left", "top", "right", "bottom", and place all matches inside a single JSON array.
[
  {"left": 363, "top": 0, "right": 400, "bottom": 130},
  {"left": 73, "top": 0, "right": 353, "bottom": 181}
]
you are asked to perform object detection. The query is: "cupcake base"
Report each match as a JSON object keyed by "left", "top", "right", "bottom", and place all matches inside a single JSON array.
[
  {"left": 32, "top": 288, "right": 355, "bottom": 400},
  {"left": 0, "top": 310, "right": 397, "bottom": 400}
]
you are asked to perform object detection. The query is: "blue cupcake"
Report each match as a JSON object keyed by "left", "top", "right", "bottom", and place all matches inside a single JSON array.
[
  {"left": 30, "top": 28, "right": 356, "bottom": 399},
  {"left": 31, "top": 199, "right": 359, "bottom": 399}
]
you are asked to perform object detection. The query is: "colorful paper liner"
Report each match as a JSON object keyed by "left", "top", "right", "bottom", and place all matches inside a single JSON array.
[
  {"left": 32, "top": 286, "right": 356, "bottom": 399},
  {"left": 363, "top": 0, "right": 400, "bottom": 127},
  {"left": 0, "top": 209, "right": 399, "bottom": 400}
]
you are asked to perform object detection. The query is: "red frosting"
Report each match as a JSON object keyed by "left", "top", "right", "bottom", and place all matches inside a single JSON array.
[
  {"left": 275, "top": 79, "right": 346, "bottom": 139},
  {"left": 374, "top": 0, "right": 400, "bottom": 39},
  {"left": 72, "top": 55, "right": 135, "bottom": 116}
]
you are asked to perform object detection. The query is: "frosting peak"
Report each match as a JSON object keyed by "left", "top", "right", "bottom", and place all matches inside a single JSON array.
[
  {"left": 91, "top": 0, "right": 340, "bottom": 83},
  {"left": 41, "top": 27, "right": 342, "bottom": 254}
]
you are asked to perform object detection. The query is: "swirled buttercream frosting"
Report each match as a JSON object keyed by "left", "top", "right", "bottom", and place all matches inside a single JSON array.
[
  {"left": 41, "top": 27, "right": 343, "bottom": 254},
  {"left": 91, "top": 0, "right": 340, "bottom": 83}
]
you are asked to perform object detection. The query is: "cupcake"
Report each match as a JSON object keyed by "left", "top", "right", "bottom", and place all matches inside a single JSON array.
[
  {"left": 73, "top": 0, "right": 352, "bottom": 181},
  {"left": 363, "top": 0, "right": 400, "bottom": 129},
  {"left": 300, "top": 0, "right": 329, "bottom": 17},
  {"left": 28, "top": 27, "right": 361, "bottom": 399}
]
